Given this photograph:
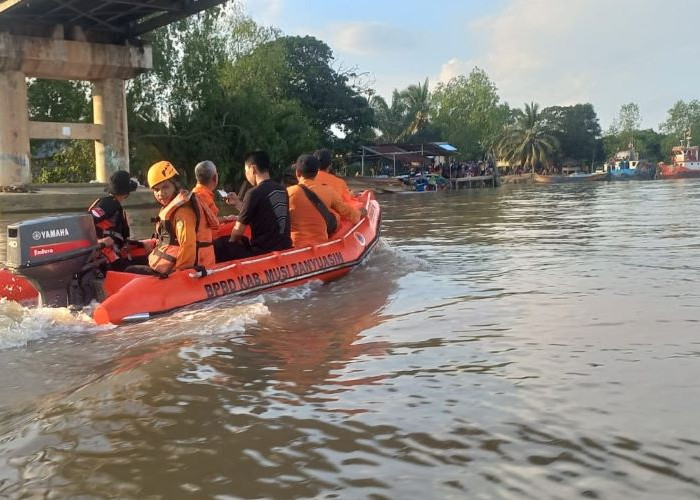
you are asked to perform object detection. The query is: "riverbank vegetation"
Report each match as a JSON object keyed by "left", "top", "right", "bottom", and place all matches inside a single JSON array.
[{"left": 27, "top": 5, "right": 700, "bottom": 184}]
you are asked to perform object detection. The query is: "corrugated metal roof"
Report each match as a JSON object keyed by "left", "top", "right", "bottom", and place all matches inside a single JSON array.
[
  {"left": 0, "top": 0, "right": 228, "bottom": 39},
  {"left": 362, "top": 145, "right": 431, "bottom": 165}
]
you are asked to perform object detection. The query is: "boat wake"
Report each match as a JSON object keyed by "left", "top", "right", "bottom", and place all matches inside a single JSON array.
[
  {"left": 0, "top": 298, "right": 98, "bottom": 351},
  {"left": 369, "top": 238, "right": 430, "bottom": 272},
  {"left": 171, "top": 300, "right": 271, "bottom": 336},
  {"left": 0, "top": 237, "right": 407, "bottom": 351}
]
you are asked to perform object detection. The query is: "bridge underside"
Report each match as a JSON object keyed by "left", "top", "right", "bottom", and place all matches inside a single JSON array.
[
  {"left": 0, "top": 0, "right": 228, "bottom": 41},
  {"left": 0, "top": 0, "right": 228, "bottom": 186}
]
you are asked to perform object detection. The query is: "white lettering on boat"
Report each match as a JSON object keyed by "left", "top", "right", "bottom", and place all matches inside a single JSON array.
[{"left": 203, "top": 251, "right": 346, "bottom": 298}]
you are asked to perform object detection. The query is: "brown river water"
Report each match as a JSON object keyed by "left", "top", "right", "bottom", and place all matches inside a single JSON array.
[{"left": 0, "top": 180, "right": 699, "bottom": 498}]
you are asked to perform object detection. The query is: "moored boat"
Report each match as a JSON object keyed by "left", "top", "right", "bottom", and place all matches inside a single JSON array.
[
  {"left": 533, "top": 172, "right": 608, "bottom": 184},
  {"left": 604, "top": 144, "right": 655, "bottom": 180},
  {"left": 657, "top": 131, "right": 700, "bottom": 179},
  {"left": 1, "top": 190, "right": 381, "bottom": 325}
]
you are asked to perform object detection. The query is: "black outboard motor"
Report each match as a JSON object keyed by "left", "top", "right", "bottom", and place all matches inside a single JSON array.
[{"left": 6, "top": 214, "right": 101, "bottom": 307}]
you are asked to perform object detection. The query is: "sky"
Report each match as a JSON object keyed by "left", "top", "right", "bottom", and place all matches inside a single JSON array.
[{"left": 243, "top": 0, "right": 700, "bottom": 131}]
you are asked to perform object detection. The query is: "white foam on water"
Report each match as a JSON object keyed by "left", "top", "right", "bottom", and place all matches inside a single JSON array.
[
  {"left": 169, "top": 300, "right": 271, "bottom": 336},
  {"left": 0, "top": 298, "right": 98, "bottom": 351},
  {"left": 367, "top": 238, "right": 429, "bottom": 271},
  {"left": 261, "top": 280, "right": 321, "bottom": 303}
]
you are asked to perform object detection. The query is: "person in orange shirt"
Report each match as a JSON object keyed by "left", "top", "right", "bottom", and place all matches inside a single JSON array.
[
  {"left": 192, "top": 160, "right": 238, "bottom": 225},
  {"left": 287, "top": 154, "right": 365, "bottom": 248},
  {"left": 192, "top": 160, "right": 221, "bottom": 225},
  {"left": 193, "top": 160, "right": 244, "bottom": 263},
  {"left": 314, "top": 148, "right": 354, "bottom": 202}
]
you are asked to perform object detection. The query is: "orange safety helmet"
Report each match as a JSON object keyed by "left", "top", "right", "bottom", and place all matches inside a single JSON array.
[{"left": 147, "top": 161, "right": 179, "bottom": 188}]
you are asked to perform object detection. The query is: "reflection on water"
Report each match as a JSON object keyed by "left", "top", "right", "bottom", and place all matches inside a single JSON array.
[{"left": 2, "top": 181, "right": 700, "bottom": 498}]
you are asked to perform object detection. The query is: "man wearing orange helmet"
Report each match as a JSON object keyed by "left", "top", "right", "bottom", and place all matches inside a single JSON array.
[{"left": 127, "top": 161, "right": 217, "bottom": 275}]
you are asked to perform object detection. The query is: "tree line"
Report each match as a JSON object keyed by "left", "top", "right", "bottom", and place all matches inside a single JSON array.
[{"left": 27, "top": 7, "right": 700, "bottom": 184}]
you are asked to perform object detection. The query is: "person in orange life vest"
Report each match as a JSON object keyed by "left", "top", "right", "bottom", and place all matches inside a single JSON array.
[
  {"left": 192, "top": 160, "right": 238, "bottom": 226},
  {"left": 218, "top": 150, "right": 292, "bottom": 261},
  {"left": 313, "top": 148, "right": 354, "bottom": 202},
  {"left": 287, "top": 154, "right": 366, "bottom": 248},
  {"left": 88, "top": 170, "right": 140, "bottom": 271},
  {"left": 126, "top": 161, "right": 217, "bottom": 276}
]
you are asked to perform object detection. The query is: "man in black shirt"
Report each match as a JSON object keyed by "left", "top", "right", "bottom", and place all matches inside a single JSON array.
[{"left": 218, "top": 150, "right": 292, "bottom": 261}]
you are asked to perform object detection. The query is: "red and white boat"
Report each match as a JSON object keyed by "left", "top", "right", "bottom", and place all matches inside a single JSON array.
[{"left": 657, "top": 131, "right": 700, "bottom": 179}]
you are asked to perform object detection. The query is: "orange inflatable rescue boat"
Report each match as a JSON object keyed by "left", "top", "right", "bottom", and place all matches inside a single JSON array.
[{"left": 1, "top": 191, "right": 381, "bottom": 325}]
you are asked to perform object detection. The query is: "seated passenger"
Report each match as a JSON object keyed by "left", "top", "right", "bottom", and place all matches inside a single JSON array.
[
  {"left": 126, "top": 161, "right": 217, "bottom": 275},
  {"left": 287, "top": 154, "right": 365, "bottom": 248},
  {"left": 314, "top": 148, "right": 354, "bottom": 202},
  {"left": 88, "top": 170, "right": 141, "bottom": 271},
  {"left": 216, "top": 150, "right": 292, "bottom": 261},
  {"left": 192, "top": 160, "right": 237, "bottom": 226},
  {"left": 192, "top": 160, "right": 220, "bottom": 230}
]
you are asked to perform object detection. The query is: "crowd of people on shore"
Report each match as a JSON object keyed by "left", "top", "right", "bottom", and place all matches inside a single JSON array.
[
  {"left": 434, "top": 161, "right": 495, "bottom": 179},
  {"left": 88, "top": 149, "right": 365, "bottom": 277}
]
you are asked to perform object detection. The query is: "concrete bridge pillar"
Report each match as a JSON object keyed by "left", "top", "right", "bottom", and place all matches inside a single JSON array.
[
  {"left": 93, "top": 78, "right": 129, "bottom": 181},
  {"left": 0, "top": 70, "right": 31, "bottom": 186},
  {"left": 0, "top": 32, "right": 151, "bottom": 187}
]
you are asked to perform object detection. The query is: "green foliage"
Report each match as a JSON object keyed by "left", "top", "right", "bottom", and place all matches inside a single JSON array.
[
  {"left": 27, "top": 80, "right": 91, "bottom": 122},
  {"left": 165, "top": 89, "right": 320, "bottom": 187},
  {"left": 542, "top": 104, "right": 603, "bottom": 164},
  {"left": 125, "top": 15, "right": 353, "bottom": 187},
  {"left": 370, "top": 91, "right": 407, "bottom": 143},
  {"left": 32, "top": 140, "right": 94, "bottom": 183},
  {"left": 222, "top": 35, "right": 374, "bottom": 147},
  {"left": 395, "top": 78, "right": 431, "bottom": 141},
  {"left": 660, "top": 99, "right": 700, "bottom": 145},
  {"left": 602, "top": 129, "right": 665, "bottom": 163},
  {"left": 432, "top": 68, "right": 509, "bottom": 159},
  {"left": 498, "top": 102, "right": 558, "bottom": 171},
  {"left": 371, "top": 78, "right": 439, "bottom": 144},
  {"left": 609, "top": 102, "right": 641, "bottom": 137},
  {"left": 28, "top": 80, "right": 93, "bottom": 183},
  {"left": 601, "top": 102, "right": 671, "bottom": 163}
]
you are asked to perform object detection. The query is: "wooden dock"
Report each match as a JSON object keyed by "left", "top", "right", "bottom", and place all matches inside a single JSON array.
[{"left": 448, "top": 175, "right": 498, "bottom": 189}]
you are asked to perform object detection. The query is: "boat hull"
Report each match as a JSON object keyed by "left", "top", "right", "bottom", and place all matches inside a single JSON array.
[
  {"left": 610, "top": 168, "right": 637, "bottom": 179},
  {"left": 92, "top": 191, "right": 381, "bottom": 325},
  {"left": 533, "top": 172, "right": 609, "bottom": 184},
  {"left": 0, "top": 269, "right": 38, "bottom": 304},
  {"left": 657, "top": 164, "right": 700, "bottom": 179},
  {"left": 610, "top": 168, "right": 656, "bottom": 180}
]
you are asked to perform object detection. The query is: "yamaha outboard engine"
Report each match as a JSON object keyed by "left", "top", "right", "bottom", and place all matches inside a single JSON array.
[{"left": 6, "top": 214, "right": 100, "bottom": 307}]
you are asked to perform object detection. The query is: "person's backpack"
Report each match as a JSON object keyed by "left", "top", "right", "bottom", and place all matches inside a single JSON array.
[{"left": 299, "top": 185, "right": 338, "bottom": 235}]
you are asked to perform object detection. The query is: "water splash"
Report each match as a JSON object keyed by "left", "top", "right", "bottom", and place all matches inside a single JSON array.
[
  {"left": 0, "top": 298, "right": 96, "bottom": 350},
  {"left": 374, "top": 239, "right": 429, "bottom": 271},
  {"left": 174, "top": 300, "right": 271, "bottom": 336},
  {"left": 261, "top": 281, "right": 321, "bottom": 303}
]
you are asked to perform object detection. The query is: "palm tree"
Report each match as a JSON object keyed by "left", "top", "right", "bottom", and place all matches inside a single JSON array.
[
  {"left": 498, "top": 102, "right": 558, "bottom": 174},
  {"left": 395, "top": 78, "right": 430, "bottom": 142},
  {"left": 369, "top": 78, "right": 432, "bottom": 143},
  {"left": 369, "top": 91, "right": 407, "bottom": 143}
]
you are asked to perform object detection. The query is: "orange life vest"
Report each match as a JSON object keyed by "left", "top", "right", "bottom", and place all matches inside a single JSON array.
[{"left": 148, "top": 190, "right": 217, "bottom": 274}]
